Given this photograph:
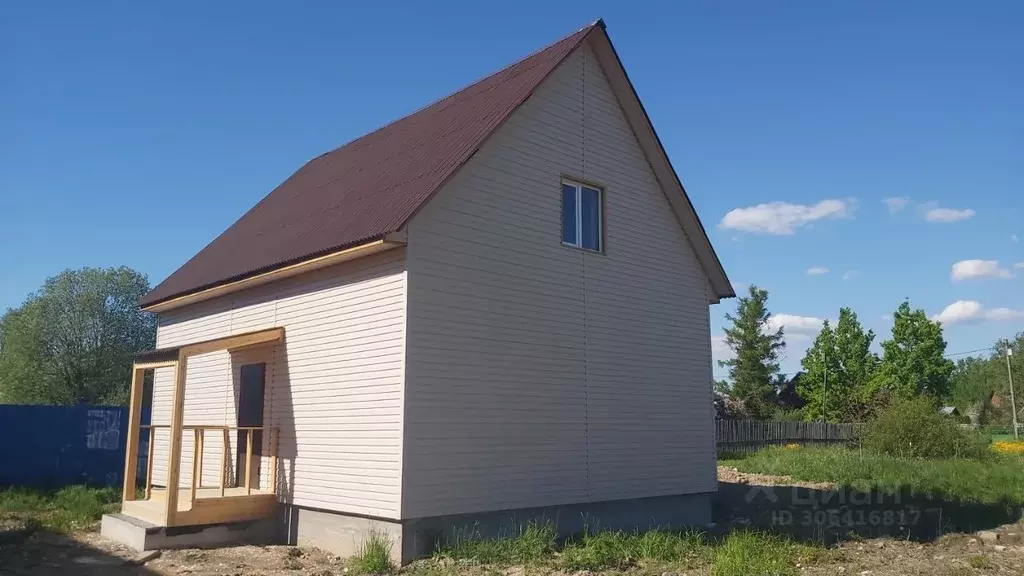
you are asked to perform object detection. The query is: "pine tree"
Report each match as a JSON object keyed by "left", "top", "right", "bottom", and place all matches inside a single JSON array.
[{"left": 719, "top": 285, "right": 785, "bottom": 419}]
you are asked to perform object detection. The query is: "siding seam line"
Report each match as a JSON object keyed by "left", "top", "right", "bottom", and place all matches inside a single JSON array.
[{"left": 581, "top": 47, "right": 591, "bottom": 503}]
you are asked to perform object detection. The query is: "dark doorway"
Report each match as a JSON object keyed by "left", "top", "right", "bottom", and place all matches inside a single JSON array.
[{"left": 237, "top": 363, "right": 266, "bottom": 487}]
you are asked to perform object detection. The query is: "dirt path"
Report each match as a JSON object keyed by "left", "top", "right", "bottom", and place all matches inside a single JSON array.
[{"left": 717, "top": 465, "right": 836, "bottom": 490}]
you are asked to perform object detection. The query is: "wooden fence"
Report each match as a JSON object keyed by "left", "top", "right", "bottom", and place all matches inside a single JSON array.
[{"left": 716, "top": 420, "right": 864, "bottom": 453}]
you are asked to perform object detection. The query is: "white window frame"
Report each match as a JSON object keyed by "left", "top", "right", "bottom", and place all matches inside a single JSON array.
[{"left": 561, "top": 179, "right": 603, "bottom": 252}]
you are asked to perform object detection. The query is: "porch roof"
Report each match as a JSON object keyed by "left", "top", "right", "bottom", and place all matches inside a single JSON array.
[{"left": 133, "top": 327, "right": 285, "bottom": 366}]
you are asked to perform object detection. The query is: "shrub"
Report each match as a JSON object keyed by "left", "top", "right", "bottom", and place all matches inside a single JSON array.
[{"left": 862, "top": 397, "right": 990, "bottom": 460}]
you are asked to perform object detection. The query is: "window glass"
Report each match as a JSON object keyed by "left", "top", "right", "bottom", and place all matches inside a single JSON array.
[
  {"left": 581, "top": 186, "right": 601, "bottom": 251},
  {"left": 562, "top": 183, "right": 577, "bottom": 245}
]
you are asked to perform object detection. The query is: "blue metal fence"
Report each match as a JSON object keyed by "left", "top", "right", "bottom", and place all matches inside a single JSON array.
[{"left": 0, "top": 404, "right": 148, "bottom": 488}]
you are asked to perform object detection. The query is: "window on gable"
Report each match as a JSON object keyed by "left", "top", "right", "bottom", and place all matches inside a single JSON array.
[{"left": 561, "top": 180, "right": 603, "bottom": 252}]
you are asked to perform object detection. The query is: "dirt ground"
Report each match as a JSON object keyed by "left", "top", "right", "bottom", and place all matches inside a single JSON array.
[{"left": 1, "top": 468, "right": 1022, "bottom": 576}]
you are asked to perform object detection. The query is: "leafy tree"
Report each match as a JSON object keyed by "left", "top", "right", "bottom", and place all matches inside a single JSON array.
[
  {"left": 799, "top": 309, "right": 880, "bottom": 422},
  {"left": 872, "top": 301, "right": 954, "bottom": 400},
  {"left": 950, "top": 356, "right": 999, "bottom": 425},
  {"left": 718, "top": 285, "right": 785, "bottom": 419},
  {"left": 799, "top": 320, "right": 844, "bottom": 421},
  {"left": 0, "top": 267, "right": 156, "bottom": 405}
]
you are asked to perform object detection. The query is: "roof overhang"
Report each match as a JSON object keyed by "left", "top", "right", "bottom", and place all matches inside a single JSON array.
[
  {"left": 585, "top": 24, "right": 734, "bottom": 303},
  {"left": 142, "top": 237, "right": 405, "bottom": 313},
  {"left": 133, "top": 327, "right": 285, "bottom": 365}
]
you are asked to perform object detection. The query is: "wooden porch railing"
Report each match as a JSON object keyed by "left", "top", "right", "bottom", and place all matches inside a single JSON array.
[{"left": 140, "top": 424, "right": 278, "bottom": 509}]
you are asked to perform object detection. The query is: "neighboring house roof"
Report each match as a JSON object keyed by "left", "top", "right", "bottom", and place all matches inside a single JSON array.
[{"left": 142, "top": 20, "right": 734, "bottom": 311}]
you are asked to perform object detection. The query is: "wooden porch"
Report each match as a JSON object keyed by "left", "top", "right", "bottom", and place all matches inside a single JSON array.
[{"left": 121, "top": 327, "right": 284, "bottom": 527}]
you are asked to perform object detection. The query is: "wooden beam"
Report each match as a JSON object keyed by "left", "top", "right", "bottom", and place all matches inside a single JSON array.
[
  {"left": 133, "top": 360, "right": 179, "bottom": 371},
  {"left": 268, "top": 428, "right": 277, "bottom": 495},
  {"left": 142, "top": 239, "right": 403, "bottom": 313},
  {"left": 220, "top": 428, "right": 229, "bottom": 498},
  {"left": 244, "top": 429, "right": 253, "bottom": 495},
  {"left": 122, "top": 367, "right": 145, "bottom": 502},
  {"left": 145, "top": 429, "right": 155, "bottom": 499},
  {"left": 163, "top": 355, "right": 188, "bottom": 525},
  {"left": 190, "top": 429, "right": 200, "bottom": 507},
  {"left": 179, "top": 327, "right": 285, "bottom": 358}
]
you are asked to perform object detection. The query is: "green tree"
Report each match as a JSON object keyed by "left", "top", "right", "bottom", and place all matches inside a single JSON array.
[
  {"left": 799, "top": 319, "right": 844, "bottom": 422},
  {"left": 950, "top": 356, "right": 999, "bottom": 425},
  {"left": 798, "top": 308, "right": 879, "bottom": 422},
  {"left": 872, "top": 301, "right": 954, "bottom": 400},
  {"left": 0, "top": 267, "right": 156, "bottom": 405},
  {"left": 718, "top": 285, "right": 785, "bottom": 419}
]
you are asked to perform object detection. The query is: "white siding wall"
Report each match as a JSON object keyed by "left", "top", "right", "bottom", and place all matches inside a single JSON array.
[
  {"left": 402, "top": 41, "right": 715, "bottom": 518},
  {"left": 149, "top": 250, "right": 407, "bottom": 519}
]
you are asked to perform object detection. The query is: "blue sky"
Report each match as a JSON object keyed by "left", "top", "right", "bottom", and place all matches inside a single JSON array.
[{"left": 2, "top": 1, "right": 1022, "bottom": 377}]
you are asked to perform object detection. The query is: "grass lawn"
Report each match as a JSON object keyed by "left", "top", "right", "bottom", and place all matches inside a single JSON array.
[
  {"left": 720, "top": 446, "right": 1024, "bottom": 505},
  {"left": 411, "top": 522, "right": 829, "bottom": 576},
  {"left": 0, "top": 485, "right": 120, "bottom": 533}
]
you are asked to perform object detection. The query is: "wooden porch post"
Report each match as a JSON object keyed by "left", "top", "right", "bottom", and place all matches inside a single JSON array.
[
  {"left": 164, "top": 354, "right": 188, "bottom": 525},
  {"left": 121, "top": 366, "right": 145, "bottom": 501}
]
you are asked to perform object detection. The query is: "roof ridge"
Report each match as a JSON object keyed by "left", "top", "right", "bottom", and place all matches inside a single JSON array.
[{"left": 308, "top": 21, "right": 601, "bottom": 164}]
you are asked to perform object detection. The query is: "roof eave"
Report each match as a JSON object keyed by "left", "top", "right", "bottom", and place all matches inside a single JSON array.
[{"left": 141, "top": 236, "right": 405, "bottom": 314}]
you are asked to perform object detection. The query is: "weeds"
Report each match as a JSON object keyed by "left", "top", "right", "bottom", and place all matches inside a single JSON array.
[
  {"left": 560, "top": 529, "right": 708, "bottom": 570},
  {"left": 0, "top": 485, "right": 119, "bottom": 533},
  {"left": 711, "top": 530, "right": 805, "bottom": 576},
  {"left": 967, "top": 554, "right": 991, "bottom": 569},
  {"left": 433, "top": 522, "right": 808, "bottom": 574},
  {"left": 352, "top": 530, "right": 396, "bottom": 574},
  {"left": 441, "top": 522, "right": 556, "bottom": 564}
]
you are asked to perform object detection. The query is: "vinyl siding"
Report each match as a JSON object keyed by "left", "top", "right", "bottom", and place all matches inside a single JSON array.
[
  {"left": 149, "top": 249, "right": 407, "bottom": 519},
  {"left": 402, "top": 41, "right": 715, "bottom": 518}
]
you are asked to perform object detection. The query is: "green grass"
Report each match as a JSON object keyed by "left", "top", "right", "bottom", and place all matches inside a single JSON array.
[
  {"left": 440, "top": 522, "right": 557, "bottom": 564},
  {"left": 711, "top": 530, "right": 811, "bottom": 576},
  {"left": 720, "top": 446, "right": 1024, "bottom": 505},
  {"left": 559, "top": 528, "right": 709, "bottom": 570},
  {"left": 352, "top": 530, "right": 396, "bottom": 574},
  {"left": 0, "top": 485, "right": 120, "bottom": 533},
  {"left": 432, "top": 522, "right": 816, "bottom": 574}
]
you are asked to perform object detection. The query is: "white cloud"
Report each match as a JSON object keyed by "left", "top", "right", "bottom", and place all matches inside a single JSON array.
[
  {"left": 883, "top": 196, "right": 909, "bottom": 214},
  {"left": 951, "top": 259, "right": 1013, "bottom": 281},
  {"left": 842, "top": 270, "right": 861, "bottom": 281},
  {"left": 934, "top": 300, "right": 1024, "bottom": 325},
  {"left": 1013, "top": 234, "right": 1019, "bottom": 244},
  {"left": 768, "top": 313, "right": 825, "bottom": 341},
  {"left": 1015, "top": 262, "right": 1024, "bottom": 269},
  {"left": 806, "top": 266, "right": 829, "bottom": 276},
  {"left": 921, "top": 202, "right": 976, "bottom": 223},
  {"left": 719, "top": 199, "right": 853, "bottom": 235}
]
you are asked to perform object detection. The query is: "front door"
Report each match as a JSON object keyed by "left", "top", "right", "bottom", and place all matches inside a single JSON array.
[{"left": 237, "top": 363, "right": 266, "bottom": 488}]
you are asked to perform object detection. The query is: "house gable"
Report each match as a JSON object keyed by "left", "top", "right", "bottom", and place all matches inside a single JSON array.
[{"left": 400, "top": 39, "right": 716, "bottom": 518}]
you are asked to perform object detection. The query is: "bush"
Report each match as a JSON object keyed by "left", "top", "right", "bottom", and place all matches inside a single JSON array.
[{"left": 862, "top": 397, "right": 990, "bottom": 459}]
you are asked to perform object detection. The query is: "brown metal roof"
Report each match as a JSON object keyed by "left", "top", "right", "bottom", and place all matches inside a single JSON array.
[{"left": 141, "top": 22, "right": 600, "bottom": 308}]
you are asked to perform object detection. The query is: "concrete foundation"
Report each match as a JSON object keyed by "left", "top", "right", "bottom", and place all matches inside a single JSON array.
[
  {"left": 104, "top": 492, "right": 711, "bottom": 564},
  {"left": 280, "top": 491, "right": 713, "bottom": 564},
  {"left": 100, "top": 513, "right": 277, "bottom": 552}
]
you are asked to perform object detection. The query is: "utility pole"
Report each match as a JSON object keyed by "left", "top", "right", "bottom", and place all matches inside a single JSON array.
[
  {"left": 1007, "top": 348, "right": 1019, "bottom": 441},
  {"left": 822, "top": 349, "right": 828, "bottom": 425}
]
